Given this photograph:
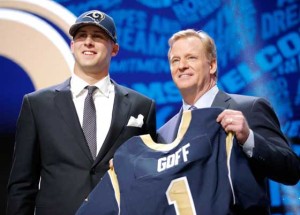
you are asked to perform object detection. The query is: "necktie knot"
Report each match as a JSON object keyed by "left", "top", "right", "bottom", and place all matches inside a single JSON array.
[
  {"left": 86, "top": 86, "right": 98, "bottom": 95},
  {"left": 189, "top": 105, "right": 197, "bottom": 110}
]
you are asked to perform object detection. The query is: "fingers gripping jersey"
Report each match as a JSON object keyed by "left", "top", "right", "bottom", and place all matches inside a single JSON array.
[{"left": 76, "top": 108, "right": 236, "bottom": 215}]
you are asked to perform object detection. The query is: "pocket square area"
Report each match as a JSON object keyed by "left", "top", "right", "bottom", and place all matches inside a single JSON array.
[{"left": 127, "top": 114, "right": 144, "bottom": 128}]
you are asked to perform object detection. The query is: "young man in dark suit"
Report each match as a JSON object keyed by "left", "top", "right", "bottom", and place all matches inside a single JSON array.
[
  {"left": 157, "top": 29, "right": 300, "bottom": 214},
  {"left": 7, "top": 10, "right": 156, "bottom": 215}
]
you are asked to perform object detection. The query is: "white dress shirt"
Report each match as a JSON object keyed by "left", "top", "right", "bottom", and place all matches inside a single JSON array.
[
  {"left": 182, "top": 85, "right": 219, "bottom": 111},
  {"left": 70, "top": 74, "right": 115, "bottom": 155},
  {"left": 182, "top": 85, "right": 254, "bottom": 157}
]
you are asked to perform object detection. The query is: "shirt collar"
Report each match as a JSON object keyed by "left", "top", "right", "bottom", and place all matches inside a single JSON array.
[
  {"left": 70, "top": 74, "right": 113, "bottom": 98},
  {"left": 183, "top": 85, "right": 219, "bottom": 110},
  {"left": 94, "top": 75, "right": 113, "bottom": 97}
]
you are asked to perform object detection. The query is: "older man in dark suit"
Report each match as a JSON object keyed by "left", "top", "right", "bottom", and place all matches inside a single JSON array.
[
  {"left": 157, "top": 29, "right": 300, "bottom": 214},
  {"left": 7, "top": 10, "right": 156, "bottom": 215}
]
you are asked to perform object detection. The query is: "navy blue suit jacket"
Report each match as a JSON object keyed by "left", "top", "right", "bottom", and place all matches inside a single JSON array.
[
  {"left": 157, "top": 90, "right": 300, "bottom": 215},
  {"left": 7, "top": 78, "right": 156, "bottom": 215}
]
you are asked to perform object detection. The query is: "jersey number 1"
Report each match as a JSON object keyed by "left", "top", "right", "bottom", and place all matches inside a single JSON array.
[{"left": 166, "top": 176, "right": 196, "bottom": 215}]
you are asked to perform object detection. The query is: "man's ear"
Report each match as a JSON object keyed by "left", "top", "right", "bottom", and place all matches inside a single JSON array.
[
  {"left": 111, "top": 43, "right": 119, "bottom": 56},
  {"left": 209, "top": 59, "right": 217, "bottom": 75},
  {"left": 70, "top": 40, "right": 75, "bottom": 54}
]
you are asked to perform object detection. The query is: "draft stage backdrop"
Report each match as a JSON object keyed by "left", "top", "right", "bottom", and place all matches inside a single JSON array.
[{"left": 0, "top": 0, "right": 299, "bottom": 214}]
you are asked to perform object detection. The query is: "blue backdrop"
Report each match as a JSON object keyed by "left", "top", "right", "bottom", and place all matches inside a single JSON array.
[{"left": 0, "top": 0, "right": 299, "bottom": 214}]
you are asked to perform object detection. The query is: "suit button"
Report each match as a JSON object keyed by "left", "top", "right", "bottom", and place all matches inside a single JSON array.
[{"left": 90, "top": 168, "right": 96, "bottom": 175}]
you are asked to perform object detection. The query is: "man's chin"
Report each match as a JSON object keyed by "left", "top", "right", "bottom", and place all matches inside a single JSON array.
[{"left": 177, "top": 83, "right": 194, "bottom": 91}]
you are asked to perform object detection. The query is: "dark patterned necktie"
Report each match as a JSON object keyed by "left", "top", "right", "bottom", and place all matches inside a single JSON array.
[{"left": 82, "top": 86, "right": 98, "bottom": 160}]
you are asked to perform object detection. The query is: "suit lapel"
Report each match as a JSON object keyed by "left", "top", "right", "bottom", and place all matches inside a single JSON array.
[
  {"left": 171, "top": 109, "right": 183, "bottom": 142},
  {"left": 54, "top": 79, "right": 94, "bottom": 161},
  {"left": 211, "top": 90, "right": 231, "bottom": 109},
  {"left": 94, "top": 83, "right": 130, "bottom": 165},
  {"left": 157, "top": 108, "right": 183, "bottom": 143}
]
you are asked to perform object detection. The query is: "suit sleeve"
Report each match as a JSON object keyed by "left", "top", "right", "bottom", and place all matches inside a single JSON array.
[
  {"left": 7, "top": 95, "right": 41, "bottom": 215},
  {"left": 248, "top": 98, "right": 300, "bottom": 185}
]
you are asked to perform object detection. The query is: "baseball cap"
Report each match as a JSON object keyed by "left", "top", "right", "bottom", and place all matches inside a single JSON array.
[{"left": 69, "top": 10, "right": 117, "bottom": 43}]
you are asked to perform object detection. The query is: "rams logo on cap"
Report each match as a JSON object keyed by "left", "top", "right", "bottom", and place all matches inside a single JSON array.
[{"left": 85, "top": 11, "right": 105, "bottom": 23}]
